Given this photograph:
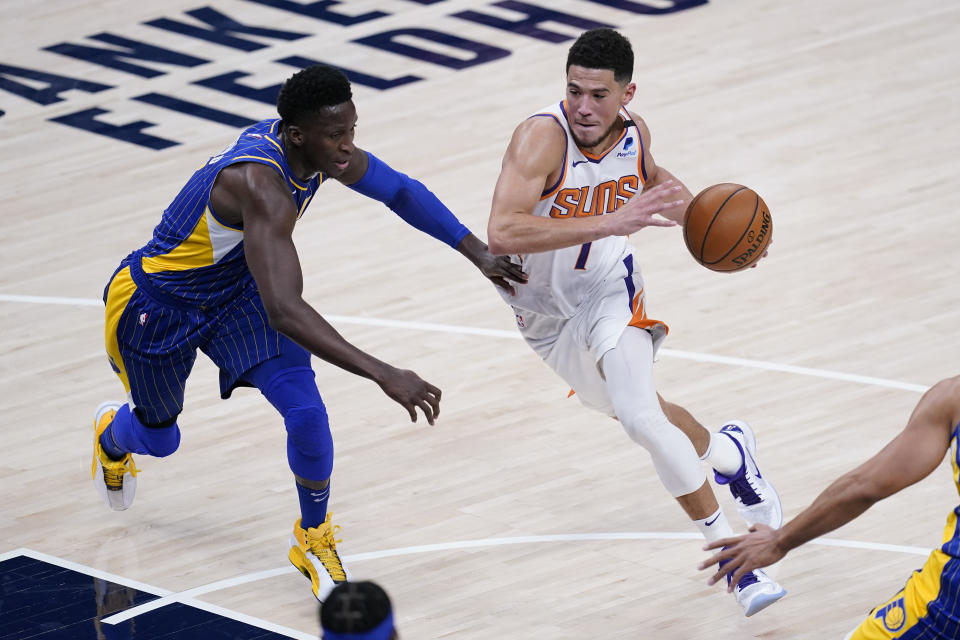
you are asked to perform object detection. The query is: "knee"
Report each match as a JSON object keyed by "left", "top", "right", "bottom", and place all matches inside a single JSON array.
[
  {"left": 285, "top": 406, "right": 332, "bottom": 458},
  {"left": 138, "top": 422, "right": 181, "bottom": 457},
  {"left": 619, "top": 409, "right": 673, "bottom": 450}
]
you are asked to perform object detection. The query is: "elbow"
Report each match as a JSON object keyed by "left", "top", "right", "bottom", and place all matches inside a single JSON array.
[
  {"left": 486, "top": 225, "right": 512, "bottom": 256},
  {"left": 487, "top": 239, "right": 509, "bottom": 256},
  {"left": 840, "top": 471, "right": 887, "bottom": 506},
  {"left": 263, "top": 301, "right": 298, "bottom": 337}
]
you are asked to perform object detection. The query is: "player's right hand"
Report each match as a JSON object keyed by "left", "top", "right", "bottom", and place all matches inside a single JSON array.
[
  {"left": 697, "top": 524, "right": 786, "bottom": 591},
  {"left": 377, "top": 366, "right": 442, "bottom": 425},
  {"left": 605, "top": 180, "right": 684, "bottom": 236}
]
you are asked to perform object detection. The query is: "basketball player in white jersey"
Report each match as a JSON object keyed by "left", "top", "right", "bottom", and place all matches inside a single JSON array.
[{"left": 486, "top": 28, "right": 785, "bottom": 616}]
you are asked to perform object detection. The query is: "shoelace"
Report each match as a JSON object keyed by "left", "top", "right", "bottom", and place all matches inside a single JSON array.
[
  {"left": 720, "top": 557, "right": 760, "bottom": 590},
  {"left": 734, "top": 570, "right": 759, "bottom": 590},
  {"left": 103, "top": 455, "right": 140, "bottom": 489},
  {"left": 727, "top": 474, "right": 762, "bottom": 506},
  {"left": 306, "top": 523, "right": 347, "bottom": 581}
]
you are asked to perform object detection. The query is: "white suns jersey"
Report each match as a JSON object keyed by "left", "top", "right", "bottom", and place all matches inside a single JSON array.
[{"left": 502, "top": 101, "right": 648, "bottom": 318}]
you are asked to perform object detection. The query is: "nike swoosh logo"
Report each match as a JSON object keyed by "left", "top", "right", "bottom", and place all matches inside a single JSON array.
[
  {"left": 572, "top": 160, "right": 587, "bottom": 167},
  {"left": 704, "top": 514, "right": 720, "bottom": 526}
]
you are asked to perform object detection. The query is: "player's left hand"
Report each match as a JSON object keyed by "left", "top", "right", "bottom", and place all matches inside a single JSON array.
[
  {"left": 476, "top": 252, "right": 529, "bottom": 295},
  {"left": 697, "top": 524, "right": 785, "bottom": 591}
]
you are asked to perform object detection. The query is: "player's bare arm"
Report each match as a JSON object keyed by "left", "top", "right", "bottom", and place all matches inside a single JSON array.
[
  {"left": 700, "top": 376, "right": 960, "bottom": 590},
  {"left": 486, "top": 117, "right": 683, "bottom": 256},
  {"left": 631, "top": 113, "right": 694, "bottom": 225},
  {"left": 337, "top": 147, "right": 528, "bottom": 294},
  {"left": 212, "top": 162, "right": 442, "bottom": 425}
]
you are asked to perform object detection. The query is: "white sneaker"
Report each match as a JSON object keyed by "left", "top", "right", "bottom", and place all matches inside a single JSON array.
[
  {"left": 91, "top": 401, "right": 138, "bottom": 511},
  {"left": 731, "top": 567, "right": 786, "bottom": 616},
  {"left": 713, "top": 421, "right": 783, "bottom": 528}
]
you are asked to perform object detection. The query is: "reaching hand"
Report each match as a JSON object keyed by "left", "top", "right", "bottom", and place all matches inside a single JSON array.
[
  {"left": 697, "top": 524, "right": 786, "bottom": 592},
  {"left": 475, "top": 252, "right": 529, "bottom": 295},
  {"left": 377, "top": 366, "right": 442, "bottom": 425},
  {"left": 604, "top": 180, "right": 684, "bottom": 237}
]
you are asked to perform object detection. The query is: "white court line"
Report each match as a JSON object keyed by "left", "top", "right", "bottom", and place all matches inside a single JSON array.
[
  {"left": 0, "top": 293, "right": 103, "bottom": 307},
  {"left": 0, "top": 293, "right": 931, "bottom": 392},
  {"left": 3, "top": 547, "right": 171, "bottom": 596},
  {"left": 0, "top": 548, "right": 315, "bottom": 639},
  {"left": 101, "top": 566, "right": 299, "bottom": 625},
  {"left": 97, "top": 531, "right": 932, "bottom": 625}
]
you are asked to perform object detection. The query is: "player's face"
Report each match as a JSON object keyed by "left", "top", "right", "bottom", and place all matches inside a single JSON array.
[
  {"left": 298, "top": 101, "right": 358, "bottom": 178},
  {"left": 565, "top": 66, "right": 635, "bottom": 150}
]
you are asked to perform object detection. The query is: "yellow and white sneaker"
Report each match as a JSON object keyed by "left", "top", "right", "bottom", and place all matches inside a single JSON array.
[
  {"left": 288, "top": 514, "right": 350, "bottom": 601},
  {"left": 91, "top": 401, "right": 139, "bottom": 511}
]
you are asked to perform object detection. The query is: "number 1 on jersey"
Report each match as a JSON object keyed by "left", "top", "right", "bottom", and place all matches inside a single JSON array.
[{"left": 574, "top": 242, "right": 592, "bottom": 270}]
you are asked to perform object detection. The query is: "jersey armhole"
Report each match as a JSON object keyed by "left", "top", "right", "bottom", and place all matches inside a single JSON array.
[{"left": 526, "top": 113, "right": 568, "bottom": 200}]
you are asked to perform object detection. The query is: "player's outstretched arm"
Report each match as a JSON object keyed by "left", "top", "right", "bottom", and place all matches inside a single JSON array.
[
  {"left": 699, "top": 376, "right": 960, "bottom": 590},
  {"left": 214, "top": 162, "right": 442, "bottom": 425},
  {"left": 339, "top": 148, "right": 527, "bottom": 294},
  {"left": 487, "top": 117, "right": 683, "bottom": 256}
]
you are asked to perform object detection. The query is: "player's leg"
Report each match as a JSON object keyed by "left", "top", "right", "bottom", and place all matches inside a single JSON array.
[
  {"left": 96, "top": 266, "right": 193, "bottom": 511},
  {"left": 659, "top": 394, "right": 783, "bottom": 529},
  {"left": 238, "top": 338, "right": 347, "bottom": 601},
  {"left": 208, "top": 287, "right": 346, "bottom": 601},
  {"left": 624, "top": 263, "right": 782, "bottom": 529},
  {"left": 601, "top": 327, "right": 785, "bottom": 615},
  {"left": 600, "top": 327, "right": 722, "bottom": 524}
]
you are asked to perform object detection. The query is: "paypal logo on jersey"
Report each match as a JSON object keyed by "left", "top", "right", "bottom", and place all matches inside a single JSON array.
[{"left": 617, "top": 136, "right": 638, "bottom": 158}]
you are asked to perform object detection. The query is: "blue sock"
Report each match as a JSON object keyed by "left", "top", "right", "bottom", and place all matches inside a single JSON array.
[
  {"left": 99, "top": 406, "right": 130, "bottom": 460},
  {"left": 296, "top": 480, "right": 329, "bottom": 530}
]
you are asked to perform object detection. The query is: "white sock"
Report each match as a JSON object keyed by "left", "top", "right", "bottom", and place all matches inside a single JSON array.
[
  {"left": 694, "top": 507, "right": 734, "bottom": 543},
  {"left": 700, "top": 431, "right": 743, "bottom": 476}
]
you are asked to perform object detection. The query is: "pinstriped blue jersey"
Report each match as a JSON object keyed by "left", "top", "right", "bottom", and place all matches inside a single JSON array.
[
  {"left": 942, "top": 423, "right": 960, "bottom": 559},
  {"left": 906, "top": 422, "right": 960, "bottom": 636},
  {"left": 138, "top": 118, "right": 322, "bottom": 307}
]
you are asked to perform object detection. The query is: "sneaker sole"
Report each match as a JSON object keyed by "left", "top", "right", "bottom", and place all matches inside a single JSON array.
[
  {"left": 94, "top": 401, "right": 123, "bottom": 438},
  {"left": 744, "top": 587, "right": 787, "bottom": 617},
  {"left": 92, "top": 401, "right": 135, "bottom": 512},
  {"left": 288, "top": 535, "right": 323, "bottom": 601}
]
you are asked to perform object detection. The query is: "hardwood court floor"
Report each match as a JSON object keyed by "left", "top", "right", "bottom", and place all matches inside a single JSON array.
[{"left": 1, "top": 0, "right": 958, "bottom": 638}]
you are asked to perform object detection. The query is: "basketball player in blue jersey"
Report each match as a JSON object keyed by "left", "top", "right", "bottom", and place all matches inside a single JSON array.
[
  {"left": 486, "top": 28, "right": 785, "bottom": 616},
  {"left": 702, "top": 376, "right": 960, "bottom": 638},
  {"left": 92, "top": 64, "right": 527, "bottom": 602}
]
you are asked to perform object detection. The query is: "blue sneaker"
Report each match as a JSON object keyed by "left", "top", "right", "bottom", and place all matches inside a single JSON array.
[{"left": 713, "top": 421, "right": 783, "bottom": 529}]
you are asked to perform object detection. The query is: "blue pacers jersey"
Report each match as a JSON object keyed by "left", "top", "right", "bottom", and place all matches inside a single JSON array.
[
  {"left": 850, "top": 424, "right": 960, "bottom": 639},
  {"left": 925, "top": 423, "right": 960, "bottom": 622},
  {"left": 136, "top": 118, "right": 322, "bottom": 307}
]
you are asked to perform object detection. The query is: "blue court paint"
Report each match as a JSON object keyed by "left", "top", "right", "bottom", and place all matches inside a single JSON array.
[
  {"left": 453, "top": 1, "right": 613, "bottom": 44},
  {"left": 0, "top": 555, "right": 301, "bottom": 639}
]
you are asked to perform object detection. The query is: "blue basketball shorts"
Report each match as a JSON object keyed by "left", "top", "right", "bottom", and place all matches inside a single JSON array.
[{"left": 103, "top": 261, "right": 302, "bottom": 425}]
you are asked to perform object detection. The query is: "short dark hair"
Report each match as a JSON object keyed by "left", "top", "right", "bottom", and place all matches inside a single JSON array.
[
  {"left": 320, "top": 581, "right": 393, "bottom": 634},
  {"left": 276, "top": 64, "right": 353, "bottom": 126},
  {"left": 566, "top": 28, "right": 633, "bottom": 84}
]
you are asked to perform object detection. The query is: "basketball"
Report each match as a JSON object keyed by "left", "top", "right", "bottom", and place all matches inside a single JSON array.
[{"left": 682, "top": 183, "right": 772, "bottom": 272}]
